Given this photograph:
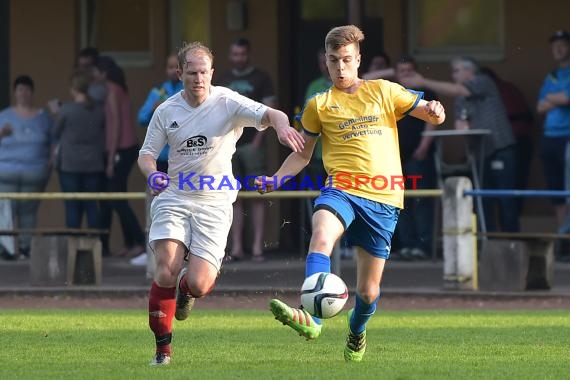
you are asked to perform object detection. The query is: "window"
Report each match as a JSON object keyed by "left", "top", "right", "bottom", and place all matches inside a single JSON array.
[
  {"left": 408, "top": 0, "right": 505, "bottom": 61},
  {"left": 80, "top": 0, "right": 153, "bottom": 67}
]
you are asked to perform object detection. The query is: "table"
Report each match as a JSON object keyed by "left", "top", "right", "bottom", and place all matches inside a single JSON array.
[{"left": 423, "top": 129, "right": 491, "bottom": 234}]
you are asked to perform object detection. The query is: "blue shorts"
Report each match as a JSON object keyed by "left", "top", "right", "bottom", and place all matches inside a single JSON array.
[{"left": 314, "top": 188, "right": 399, "bottom": 259}]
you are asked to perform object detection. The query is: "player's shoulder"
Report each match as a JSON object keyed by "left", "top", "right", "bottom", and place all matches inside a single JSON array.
[
  {"left": 301, "top": 89, "right": 331, "bottom": 114},
  {"left": 213, "top": 86, "right": 259, "bottom": 106},
  {"left": 154, "top": 92, "right": 183, "bottom": 113},
  {"left": 368, "top": 78, "right": 421, "bottom": 99},
  {"left": 213, "top": 85, "right": 237, "bottom": 97},
  {"left": 361, "top": 79, "right": 399, "bottom": 98},
  {"left": 211, "top": 85, "right": 240, "bottom": 103},
  {"left": 364, "top": 78, "right": 399, "bottom": 89}
]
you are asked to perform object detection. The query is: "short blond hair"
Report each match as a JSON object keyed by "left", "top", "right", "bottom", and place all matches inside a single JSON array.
[
  {"left": 178, "top": 41, "right": 214, "bottom": 68},
  {"left": 325, "top": 25, "right": 365, "bottom": 52}
]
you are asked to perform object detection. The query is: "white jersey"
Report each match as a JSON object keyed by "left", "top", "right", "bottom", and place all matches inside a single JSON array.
[{"left": 140, "top": 86, "right": 268, "bottom": 204}]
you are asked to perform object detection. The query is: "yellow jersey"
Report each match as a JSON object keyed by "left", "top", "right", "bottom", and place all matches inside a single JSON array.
[{"left": 300, "top": 79, "right": 422, "bottom": 209}]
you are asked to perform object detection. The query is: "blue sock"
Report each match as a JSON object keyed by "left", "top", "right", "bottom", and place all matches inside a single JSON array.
[
  {"left": 349, "top": 292, "right": 381, "bottom": 334},
  {"left": 305, "top": 252, "right": 331, "bottom": 325},
  {"left": 305, "top": 252, "right": 331, "bottom": 278}
]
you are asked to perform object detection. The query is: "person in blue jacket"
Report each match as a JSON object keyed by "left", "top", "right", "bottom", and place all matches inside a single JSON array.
[{"left": 138, "top": 53, "right": 183, "bottom": 173}]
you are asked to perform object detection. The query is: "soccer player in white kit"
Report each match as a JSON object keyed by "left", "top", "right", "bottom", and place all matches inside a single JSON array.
[{"left": 138, "top": 42, "right": 304, "bottom": 366}]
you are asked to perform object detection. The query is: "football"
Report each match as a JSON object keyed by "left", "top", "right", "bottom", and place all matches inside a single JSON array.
[{"left": 300, "top": 272, "right": 349, "bottom": 319}]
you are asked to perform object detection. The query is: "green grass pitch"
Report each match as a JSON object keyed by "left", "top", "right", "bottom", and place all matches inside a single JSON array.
[{"left": 1, "top": 309, "right": 569, "bottom": 379}]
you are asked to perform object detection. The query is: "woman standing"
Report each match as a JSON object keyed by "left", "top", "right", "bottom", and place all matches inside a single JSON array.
[
  {"left": 95, "top": 56, "right": 145, "bottom": 257},
  {"left": 54, "top": 71, "right": 105, "bottom": 230},
  {"left": 0, "top": 76, "right": 53, "bottom": 260}
]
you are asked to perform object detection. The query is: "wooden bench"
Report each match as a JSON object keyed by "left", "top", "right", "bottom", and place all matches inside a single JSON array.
[
  {"left": 0, "top": 228, "right": 107, "bottom": 286},
  {"left": 477, "top": 232, "right": 570, "bottom": 291}
]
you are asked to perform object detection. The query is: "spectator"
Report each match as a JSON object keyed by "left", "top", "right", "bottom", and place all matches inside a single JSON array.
[
  {"left": 538, "top": 30, "right": 570, "bottom": 238},
  {"left": 0, "top": 75, "right": 53, "bottom": 260},
  {"left": 76, "top": 47, "right": 107, "bottom": 106},
  {"left": 402, "top": 56, "right": 519, "bottom": 233},
  {"left": 393, "top": 56, "right": 438, "bottom": 260},
  {"left": 362, "top": 51, "right": 394, "bottom": 80},
  {"left": 481, "top": 67, "right": 534, "bottom": 212},
  {"left": 138, "top": 53, "right": 183, "bottom": 174},
  {"left": 215, "top": 38, "right": 277, "bottom": 262},
  {"left": 95, "top": 56, "right": 145, "bottom": 258},
  {"left": 53, "top": 71, "right": 105, "bottom": 230},
  {"left": 76, "top": 47, "right": 99, "bottom": 71},
  {"left": 134, "top": 53, "right": 183, "bottom": 267},
  {"left": 367, "top": 51, "right": 391, "bottom": 72}
]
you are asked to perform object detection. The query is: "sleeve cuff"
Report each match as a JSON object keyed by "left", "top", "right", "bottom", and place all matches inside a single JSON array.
[
  {"left": 302, "top": 127, "right": 320, "bottom": 137},
  {"left": 403, "top": 90, "right": 424, "bottom": 116}
]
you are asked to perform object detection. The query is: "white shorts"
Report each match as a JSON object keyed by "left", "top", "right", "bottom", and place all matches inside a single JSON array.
[{"left": 148, "top": 195, "right": 233, "bottom": 271}]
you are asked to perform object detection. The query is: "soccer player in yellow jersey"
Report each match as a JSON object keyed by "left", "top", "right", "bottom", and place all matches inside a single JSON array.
[{"left": 257, "top": 25, "right": 445, "bottom": 362}]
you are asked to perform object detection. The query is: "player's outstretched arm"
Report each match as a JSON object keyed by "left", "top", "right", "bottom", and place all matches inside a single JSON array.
[
  {"left": 255, "top": 133, "right": 317, "bottom": 194},
  {"left": 409, "top": 99, "right": 446, "bottom": 126},
  {"left": 261, "top": 108, "right": 305, "bottom": 153}
]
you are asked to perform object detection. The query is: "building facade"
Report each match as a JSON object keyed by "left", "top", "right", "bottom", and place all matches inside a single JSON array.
[{"left": 2, "top": 0, "right": 568, "bottom": 252}]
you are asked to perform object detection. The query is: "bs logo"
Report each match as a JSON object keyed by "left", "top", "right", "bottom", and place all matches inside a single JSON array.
[{"left": 183, "top": 135, "right": 207, "bottom": 148}]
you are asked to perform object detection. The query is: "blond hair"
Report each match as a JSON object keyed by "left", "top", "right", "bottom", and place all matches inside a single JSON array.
[
  {"left": 325, "top": 25, "right": 365, "bottom": 52},
  {"left": 178, "top": 41, "right": 214, "bottom": 68}
]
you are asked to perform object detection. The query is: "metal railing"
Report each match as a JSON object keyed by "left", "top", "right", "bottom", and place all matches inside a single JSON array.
[{"left": 0, "top": 189, "right": 445, "bottom": 275}]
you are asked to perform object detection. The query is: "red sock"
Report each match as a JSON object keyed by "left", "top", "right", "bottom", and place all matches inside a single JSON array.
[{"left": 148, "top": 281, "right": 176, "bottom": 355}]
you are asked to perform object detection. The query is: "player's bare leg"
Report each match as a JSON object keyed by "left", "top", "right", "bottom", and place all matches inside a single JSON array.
[
  {"left": 270, "top": 209, "right": 343, "bottom": 340},
  {"left": 149, "top": 239, "right": 186, "bottom": 366},
  {"left": 345, "top": 248, "right": 385, "bottom": 362},
  {"left": 176, "top": 253, "right": 218, "bottom": 320},
  {"left": 174, "top": 267, "right": 194, "bottom": 321}
]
